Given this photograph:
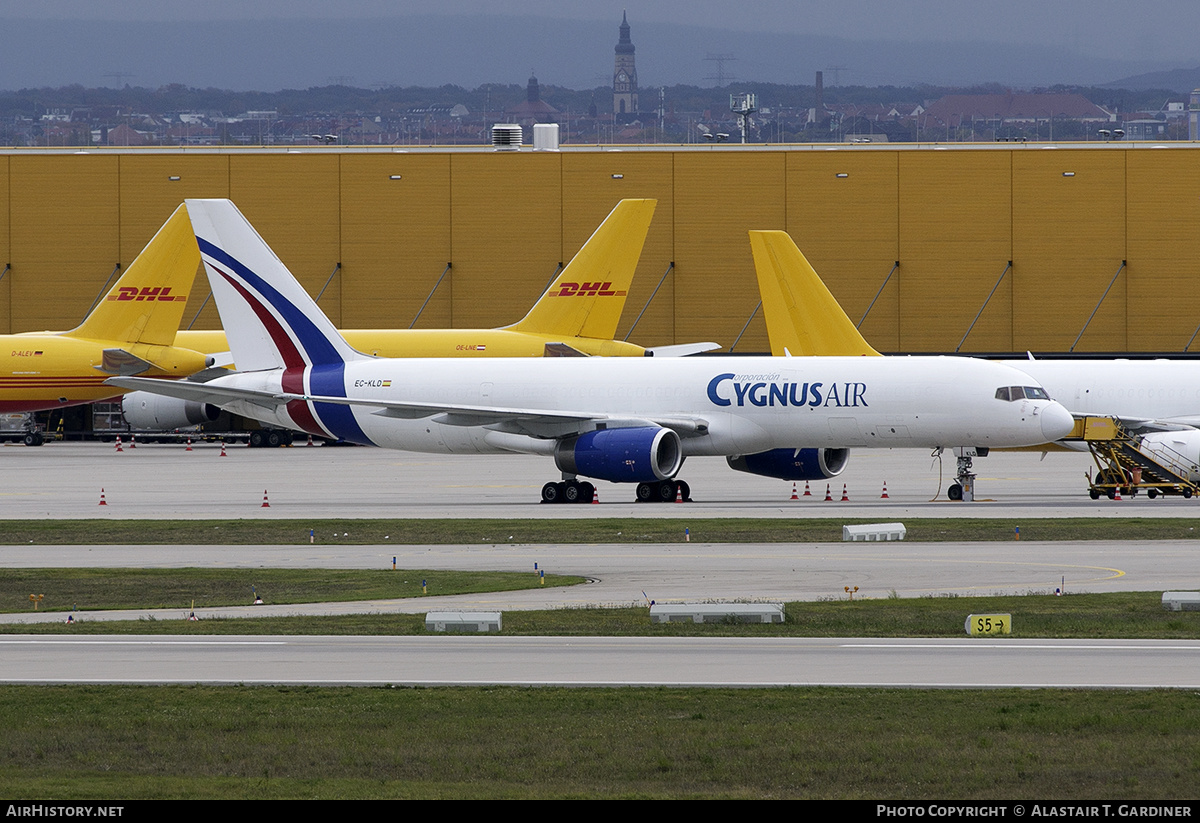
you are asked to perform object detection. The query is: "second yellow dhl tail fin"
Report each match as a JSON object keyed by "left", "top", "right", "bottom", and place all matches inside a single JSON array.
[
  {"left": 749, "top": 230, "right": 881, "bottom": 357},
  {"left": 68, "top": 204, "right": 201, "bottom": 346},
  {"left": 507, "top": 199, "right": 656, "bottom": 340}
]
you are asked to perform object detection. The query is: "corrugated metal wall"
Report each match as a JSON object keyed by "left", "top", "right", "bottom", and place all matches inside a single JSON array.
[{"left": 2, "top": 145, "right": 1198, "bottom": 354}]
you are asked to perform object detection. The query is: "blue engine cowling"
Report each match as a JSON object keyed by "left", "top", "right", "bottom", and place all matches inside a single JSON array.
[
  {"left": 555, "top": 426, "right": 682, "bottom": 483},
  {"left": 726, "top": 447, "right": 849, "bottom": 480}
]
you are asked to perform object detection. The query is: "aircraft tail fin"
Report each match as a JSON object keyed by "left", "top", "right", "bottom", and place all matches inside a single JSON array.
[
  {"left": 748, "top": 230, "right": 881, "bottom": 357},
  {"left": 67, "top": 204, "right": 200, "bottom": 346},
  {"left": 184, "top": 198, "right": 366, "bottom": 373},
  {"left": 507, "top": 199, "right": 656, "bottom": 340}
]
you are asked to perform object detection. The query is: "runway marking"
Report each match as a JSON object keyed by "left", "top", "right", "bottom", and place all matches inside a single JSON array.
[
  {"left": 844, "top": 642, "right": 1200, "bottom": 650},
  {"left": 0, "top": 639, "right": 288, "bottom": 646}
]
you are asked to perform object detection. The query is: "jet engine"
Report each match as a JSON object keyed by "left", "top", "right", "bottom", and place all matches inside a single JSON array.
[
  {"left": 554, "top": 426, "right": 682, "bottom": 483},
  {"left": 1137, "top": 431, "right": 1200, "bottom": 483},
  {"left": 121, "top": 391, "right": 219, "bottom": 430},
  {"left": 726, "top": 447, "right": 850, "bottom": 480}
]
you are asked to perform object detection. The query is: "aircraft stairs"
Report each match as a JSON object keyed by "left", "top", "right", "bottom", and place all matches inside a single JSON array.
[{"left": 1075, "top": 417, "right": 1200, "bottom": 500}]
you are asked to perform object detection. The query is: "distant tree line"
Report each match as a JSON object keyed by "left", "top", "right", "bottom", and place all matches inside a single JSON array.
[{"left": 0, "top": 81, "right": 1183, "bottom": 120}]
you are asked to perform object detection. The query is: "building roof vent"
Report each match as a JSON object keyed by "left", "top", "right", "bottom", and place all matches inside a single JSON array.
[{"left": 492, "top": 124, "right": 522, "bottom": 151}]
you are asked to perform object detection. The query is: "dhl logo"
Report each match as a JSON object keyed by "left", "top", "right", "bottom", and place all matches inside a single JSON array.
[
  {"left": 552, "top": 281, "right": 627, "bottom": 297},
  {"left": 106, "top": 287, "right": 187, "bottom": 302}
]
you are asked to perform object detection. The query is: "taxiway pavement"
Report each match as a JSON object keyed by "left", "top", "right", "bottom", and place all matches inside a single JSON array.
[{"left": 0, "top": 441, "right": 1184, "bottom": 519}]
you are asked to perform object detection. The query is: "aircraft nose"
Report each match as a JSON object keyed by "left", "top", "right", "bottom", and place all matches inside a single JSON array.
[{"left": 1040, "top": 401, "right": 1074, "bottom": 442}]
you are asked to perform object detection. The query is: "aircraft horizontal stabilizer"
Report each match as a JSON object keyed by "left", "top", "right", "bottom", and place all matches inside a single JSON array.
[
  {"left": 95, "top": 348, "right": 155, "bottom": 376},
  {"left": 646, "top": 342, "right": 721, "bottom": 357}
]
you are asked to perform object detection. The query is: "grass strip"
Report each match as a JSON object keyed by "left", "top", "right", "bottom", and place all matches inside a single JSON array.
[
  {"left": 0, "top": 685, "right": 1197, "bottom": 799},
  {"left": 0, "top": 568, "right": 582, "bottom": 614},
  {"left": 4, "top": 517, "right": 1200, "bottom": 545},
  {"left": 7, "top": 592, "right": 1200, "bottom": 638}
]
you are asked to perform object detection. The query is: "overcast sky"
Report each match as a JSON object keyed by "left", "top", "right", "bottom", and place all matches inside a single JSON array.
[
  {"left": 0, "top": 1, "right": 1194, "bottom": 91},
  {"left": 1, "top": 0, "right": 1190, "bottom": 61}
]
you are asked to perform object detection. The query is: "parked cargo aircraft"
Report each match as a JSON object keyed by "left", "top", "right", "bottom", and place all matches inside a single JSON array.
[
  {"left": 0, "top": 204, "right": 212, "bottom": 439},
  {"left": 121, "top": 198, "right": 717, "bottom": 431},
  {"left": 748, "top": 229, "right": 1200, "bottom": 494},
  {"left": 109, "top": 199, "right": 1073, "bottom": 502}
]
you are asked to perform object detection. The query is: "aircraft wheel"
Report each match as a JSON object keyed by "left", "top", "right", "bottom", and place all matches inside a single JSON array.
[
  {"left": 563, "top": 481, "right": 581, "bottom": 503},
  {"left": 948, "top": 483, "right": 963, "bottom": 501},
  {"left": 282, "top": 431, "right": 294, "bottom": 446},
  {"left": 654, "top": 480, "right": 674, "bottom": 502},
  {"left": 249, "top": 431, "right": 265, "bottom": 448},
  {"left": 541, "top": 482, "right": 564, "bottom": 504},
  {"left": 1089, "top": 488, "right": 1101, "bottom": 500},
  {"left": 23, "top": 432, "right": 43, "bottom": 447},
  {"left": 577, "top": 482, "right": 595, "bottom": 504},
  {"left": 267, "top": 431, "right": 282, "bottom": 448},
  {"left": 1147, "top": 488, "right": 1158, "bottom": 500},
  {"left": 636, "top": 482, "right": 654, "bottom": 503}
]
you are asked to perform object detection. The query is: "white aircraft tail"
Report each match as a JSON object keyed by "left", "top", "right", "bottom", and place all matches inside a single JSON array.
[
  {"left": 184, "top": 198, "right": 372, "bottom": 443},
  {"left": 185, "top": 198, "right": 367, "bottom": 373}
]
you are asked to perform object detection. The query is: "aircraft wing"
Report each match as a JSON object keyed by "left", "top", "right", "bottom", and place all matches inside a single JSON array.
[
  {"left": 1120, "top": 416, "right": 1200, "bottom": 434},
  {"left": 106, "top": 376, "right": 709, "bottom": 439}
]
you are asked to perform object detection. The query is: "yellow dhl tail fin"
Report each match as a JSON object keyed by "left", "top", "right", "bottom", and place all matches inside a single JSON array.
[
  {"left": 507, "top": 198, "right": 656, "bottom": 340},
  {"left": 749, "top": 230, "right": 881, "bottom": 357},
  {"left": 68, "top": 203, "right": 201, "bottom": 346}
]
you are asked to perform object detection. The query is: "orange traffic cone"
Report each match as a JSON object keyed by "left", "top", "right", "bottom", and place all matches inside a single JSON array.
[
  {"left": 591, "top": 487, "right": 599, "bottom": 504},
  {"left": 881, "top": 481, "right": 890, "bottom": 499},
  {"left": 219, "top": 442, "right": 227, "bottom": 457},
  {"left": 114, "top": 436, "right": 123, "bottom": 453},
  {"left": 129, "top": 434, "right": 136, "bottom": 449},
  {"left": 98, "top": 488, "right": 107, "bottom": 506},
  {"left": 675, "top": 484, "right": 684, "bottom": 503},
  {"left": 185, "top": 438, "right": 193, "bottom": 452},
  {"left": 1114, "top": 486, "right": 1122, "bottom": 501},
  {"left": 840, "top": 483, "right": 850, "bottom": 502},
  {"left": 261, "top": 489, "right": 271, "bottom": 508},
  {"left": 803, "top": 481, "right": 812, "bottom": 497},
  {"left": 307, "top": 435, "right": 314, "bottom": 446},
  {"left": 790, "top": 483, "right": 799, "bottom": 501},
  {"left": 824, "top": 484, "right": 833, "bottom": 502}
]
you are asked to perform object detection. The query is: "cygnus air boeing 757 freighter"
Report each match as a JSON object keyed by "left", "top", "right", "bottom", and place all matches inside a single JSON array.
[{"left": 110, "top": 199, "right": 1074, "bottom": 503}]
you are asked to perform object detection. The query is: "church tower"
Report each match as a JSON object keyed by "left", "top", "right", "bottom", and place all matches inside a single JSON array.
[{"left": 613, "top": 11, "right": 638, "bottom": 118}]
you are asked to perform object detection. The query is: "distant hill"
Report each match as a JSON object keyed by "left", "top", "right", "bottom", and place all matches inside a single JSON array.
[
  {"left": 0, "top": 15, "right": 1177, "bottom": 93},
  {"left": 1100, "top": 67, "right": 1200, "bottom": 93}
]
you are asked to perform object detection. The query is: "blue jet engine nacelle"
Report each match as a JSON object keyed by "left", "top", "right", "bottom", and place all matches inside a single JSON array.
[
  {"left": 555, "top": 426, "right": 683, "bottom": 483},
  {"left": 726, "top": 447, "right": 849, "bottom": 481}
]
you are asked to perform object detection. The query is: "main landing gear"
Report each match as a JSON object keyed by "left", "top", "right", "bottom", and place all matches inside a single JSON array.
[
  {"left": 636, "top": 479, "right": 691, "bottom": 503},
  {"left": 539, "top": 478, "right": 694, "bottom": 504},
  {"left": 541, "top": 479, "right": 596, "bottom": 504}
]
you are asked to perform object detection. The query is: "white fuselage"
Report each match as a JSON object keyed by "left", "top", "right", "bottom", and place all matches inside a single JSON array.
[
  {"left": 1014, "top": 359, "right": 1200, "bottom": 424},
  {"left": 214, "top": 355, "right": 1072, "bottom": 456}
]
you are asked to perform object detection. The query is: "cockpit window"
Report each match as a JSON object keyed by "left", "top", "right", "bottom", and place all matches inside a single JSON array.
[{"left": 995, "top": 385, "right": 1049, "bottom": 402}]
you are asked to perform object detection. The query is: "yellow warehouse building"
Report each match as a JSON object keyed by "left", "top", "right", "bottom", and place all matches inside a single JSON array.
[{"left": 0, "top": 142, "right": 1197, "bottom": 356}]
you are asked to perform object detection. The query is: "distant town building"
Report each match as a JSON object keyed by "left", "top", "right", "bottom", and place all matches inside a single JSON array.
[
  {"left": 921, "top": 92, "right": 1113, "bottom": 133},
  {"left": 507, "top": 74, "right": 558, "bottom": 124},
  {"left": 1191, "top": 90, "right": 1200, "bottom": 140},
  {"left": 613, "top": 11, "right": 638, "bottom": 118}
]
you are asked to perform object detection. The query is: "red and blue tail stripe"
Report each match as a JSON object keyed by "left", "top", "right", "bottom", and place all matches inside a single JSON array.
[{"left": 198, "top": 236, "right": 373, "bottom": 445}]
